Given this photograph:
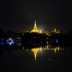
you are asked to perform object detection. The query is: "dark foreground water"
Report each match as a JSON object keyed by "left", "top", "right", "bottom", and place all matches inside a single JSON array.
[{"left": 0, "top": 44, "right": 72, "bottom": 72}]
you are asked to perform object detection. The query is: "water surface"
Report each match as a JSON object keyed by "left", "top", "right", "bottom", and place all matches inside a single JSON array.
[{"left": 0, "top": 43, "right": 72, "bottom": 72}]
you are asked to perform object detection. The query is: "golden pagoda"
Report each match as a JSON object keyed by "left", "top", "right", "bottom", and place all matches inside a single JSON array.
[{"left": 31, "top": 20, "right": 39, "bottom": 33}]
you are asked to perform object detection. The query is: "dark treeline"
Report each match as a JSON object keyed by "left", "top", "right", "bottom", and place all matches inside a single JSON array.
[{"left": 0, "top": 28, "right": 72, "bottom": 47}]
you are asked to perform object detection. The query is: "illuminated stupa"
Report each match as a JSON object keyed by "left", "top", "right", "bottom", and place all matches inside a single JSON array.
[{"left": 31, "top": 20, "right": 39, "bottom": 33}]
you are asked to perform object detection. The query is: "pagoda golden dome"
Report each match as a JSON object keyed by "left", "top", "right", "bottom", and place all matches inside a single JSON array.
[{"left": 31, "top": 20, "right": 39, "bottom": 33}]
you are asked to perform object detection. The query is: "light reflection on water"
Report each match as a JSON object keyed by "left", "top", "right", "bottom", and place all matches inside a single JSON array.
[
  {"left": 1, "top": 41, "right": 72, "bottom": 71},
  {"left": 22, "top": 45, "right": 64, "bottom": 61},
  {"left": 0, "top": 41, "right": 72, "bottom": 72},
  {"left": 0, "top": 41, "right": 64, "bottom": 62}
]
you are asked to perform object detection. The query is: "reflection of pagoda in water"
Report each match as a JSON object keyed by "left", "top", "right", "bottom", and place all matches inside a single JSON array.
[
  {"left": 31, "top": 48, "right": 40, "bottom": 61},
  {"left": 31, "top": 20, "right": 40, "bottom": 33},
  {"left": 30, "top": 46, "right": 62, "bottom": 61}
]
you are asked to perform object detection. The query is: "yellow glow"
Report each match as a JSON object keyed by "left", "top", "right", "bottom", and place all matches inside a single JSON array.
[
  {"left": 58, "top": 46, "right": 60, "bottom": 51},
  {"left": 31, "top": 20, "right": 40, "bottom": 33},
  {"left": 54, "top": 28, "right": 56, "bottom": 32},
  {"left": 26, "top": 31, "right": 28, "bottom": 32},
  {"left": 51, "top": 28, "right": 60, "bottom": 34},
  {"left": 39, "top": 30, "right": 42, "bottom": 33},
  {"left": 53, "top": 46, "right": 60, "bottom": 53},
  {"left": 29, "top": 46, "right": 62, "bottom": 61},
  {"left": 57, "top": 31, "right": 60, "bottom": 33},
  {"left": 31, "top": 48, "right": 40, "bottom": 61},
  {"left": 54, "top": 48, "right": 57, "bottom": 53}
]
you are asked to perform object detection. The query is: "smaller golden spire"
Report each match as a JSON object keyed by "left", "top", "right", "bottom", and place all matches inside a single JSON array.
[{"left": 34, "top": 20, "right": 36, "bottom": 28}]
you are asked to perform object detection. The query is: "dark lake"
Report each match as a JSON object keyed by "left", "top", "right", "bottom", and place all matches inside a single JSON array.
[{"left": 0, "top": 42, "right": 72, "bottom": 72}]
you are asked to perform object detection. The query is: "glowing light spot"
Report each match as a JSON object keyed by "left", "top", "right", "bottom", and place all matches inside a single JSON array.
[
  {"left": 39, "top": 30, "right": 42, "bottom": 33},
  {"left": 6, "top": 38, "right": 15, "bottom": 45}
]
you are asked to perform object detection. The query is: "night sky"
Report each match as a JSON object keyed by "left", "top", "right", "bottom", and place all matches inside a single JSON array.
[{"left": 0, "top": 0, "right": 72, "bottom": 33}]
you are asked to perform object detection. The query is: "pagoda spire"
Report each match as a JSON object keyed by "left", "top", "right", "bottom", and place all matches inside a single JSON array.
[
  {"left": 34, "top": 20, "right": 37, "bottom": 28},
  {"left": 31, "top": 20, "right": 39, "bottom": 33}
]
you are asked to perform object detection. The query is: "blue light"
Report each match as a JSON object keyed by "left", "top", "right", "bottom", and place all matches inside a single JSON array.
[
  {"left": 7, "top": 42, "right": 15, "bottom": 45},
  {"left": 6, "top": 38, "right": 15, "bottom": 45}
]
